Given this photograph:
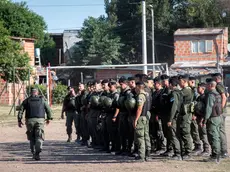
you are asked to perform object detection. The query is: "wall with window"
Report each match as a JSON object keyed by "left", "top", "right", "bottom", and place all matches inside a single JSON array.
[{"left": 174, "top": 28, "right": 228, "bottom": 63}]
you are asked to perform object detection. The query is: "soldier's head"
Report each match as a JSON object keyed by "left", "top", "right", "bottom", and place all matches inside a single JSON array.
[
  {"left": 153, "top": 77, "right": 162, "bottom": 90},
  {"left": 188, "top": 76, "right": 196, "bottom": 88},
  {"left": 119, "top": 77, "right": 128, "bottom": 90},
  {"left": 78, "top": 82, "right": 85, "bottom": 92},
  {"left": 178, "top": 74, "right": 189, "bottom": 88},
  {"left": 128, "top": 77, "right": 136, "bottom": 89},
  {"left": 108, "top": 81, "right": 117, "bottom": 92},
  {"left": 67, "top": 86, "right": 75, "bottom": 95},
  {"left": 197, "top": 83, "right": 206, "bottom": 95},
  {"left": 206, "top": 78, "right": 217, "bottom": 91},
  {"left": 101, "top": 79, "right": 110, "bottom": 91},
  {"left": 140, "top": 74, "right": 148, "bottom": 83},
  {"left": 160, "top": 74, "right": 169, "bottom": 87},
  {"left": 169, "top": 77, "right": 179, "bottom": 90},
  {"left": 31, "top": 88, "right": 38, "bottom": 96},
  {"left": 147, "top": 77, "right": 154, "bottom": 89},
  {"left": 93, "top": 80, "right": 101, "bottom": 91},
  {"left": 134, "top": 74, "right": 142, "bottom": 82},
  {"left": 87, "top": 81, "right": 93, "bottom": 91},
  {"left": 211, "top": 73, "right": 222, "bottom": 83},
  {"left": 135, "top": 81, "right": 145, "bottom": 94}
]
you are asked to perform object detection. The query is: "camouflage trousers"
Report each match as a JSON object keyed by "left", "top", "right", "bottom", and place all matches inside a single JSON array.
[
  {"left": 135, "top": 116, "right": 151, "bottom": 159},
  {"left": 26, "top": 118, "right": 45, "bottom": 154}
]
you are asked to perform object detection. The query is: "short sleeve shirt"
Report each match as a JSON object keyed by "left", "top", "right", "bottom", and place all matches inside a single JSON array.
[{"left": 136, "top": 91, "right": 146, "bottom": 106}]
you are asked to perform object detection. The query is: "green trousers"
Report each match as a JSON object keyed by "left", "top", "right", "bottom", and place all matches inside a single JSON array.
[
  {"left": 66, "top": 111, "right": 78, "bottom": 135},
  {"left": 168, "top": 118, "right": 181, "bottom": 156},
  {"left": 191, "top": 117, "right": 202, "bottom": 147},
  {"left": 220, "top": 115, "right": 228, "bottom": 154},
  {"left": 135, "top": 116, "right": 151, "bottom": 159},
  {"left": 26, "top": 118, "right": 45, "bottom": 154},
  {"left": 207, "top": 116, "right": 221, "bottom": 157},
  {"left": 178, "top": 111, "right": 193, "bottom": 155},
  {"left": 196, "top": 117, "right": 209, "bottom": 151}
]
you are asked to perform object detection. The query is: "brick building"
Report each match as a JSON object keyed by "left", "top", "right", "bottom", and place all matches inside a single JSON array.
[
  {"left": 0, "top": 37, "right": 35, "bottom": 105},
  {"left": 170, "top": 27, "right": 229, "bottom": 81}
]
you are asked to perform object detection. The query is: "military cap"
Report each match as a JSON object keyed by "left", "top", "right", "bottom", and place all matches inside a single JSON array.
[
  {"left": 101, "top": 79, "right": 109, "bottom": 84},
  {"left": 119, "top": 77, "right": 128, "bottom": 84},
  {"left": 93, "top": 80, "right": 101, "bottom": 85},
  {"left": 169, "top": 77, "right": 179, "bottom": 86},
  {"left": 206, "top": 78, "right": 215, "bottom": 83},
  {"left": 31, "top": 87, "right": 38, "bottom": 92},
  {"left": 153, "top": 76, "right": 161, "bottom": 83},
  {"left": 136, "top": 81, "right": 145, "bottom": 86},
  {"left": 189, "top": 76, "right": 196, "bottom": 81},
  {"left": 67, "top": 86, "right": 72, "bottom": 91},
  {"left": 128, "top": 77, "right": 135, "bottom": 81},
  {"left": 211, "top": 73, "right": 222, "bottom": 78},
  {"left": 135, "top": 74, "right": 142, "bottom": 78},
  {"left": 108, "top": 81, "right": 117, "bottom": 87},
  {"left": 178, "top": 74, "right": 189, "bottom": 80},
  {"left": 198, "top": 83, "right": 206, "bottom": 87},
  {"left": 160, "top": 74, "right": 169, "bottom": 81},
  {"left": 87, "top": 81, "right": 93, "bottom": 86},
  {"left": 147, "top": 76, "right": 153, "bottom": 81}
]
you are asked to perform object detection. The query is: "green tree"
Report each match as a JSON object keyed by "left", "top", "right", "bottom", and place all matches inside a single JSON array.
[
  {"left": 0, "top": 0, "right": 56, "bottom": 66},
  {"left": 0, "top": 21, "right": 30, "bottom": 82},
  {"left": 73, "top": 16, "right": 123, "bottom": 65}
]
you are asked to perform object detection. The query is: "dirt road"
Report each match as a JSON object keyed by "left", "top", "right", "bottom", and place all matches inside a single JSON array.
[{"left": 0, "top": 115, "right": 230, "bottom": 172}]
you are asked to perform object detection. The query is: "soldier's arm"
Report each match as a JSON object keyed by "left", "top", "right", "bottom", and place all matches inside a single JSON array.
[
  {"left": 61, "top": 97, "right": 67, "bottom": 114},
  {"left": 44, "top": 99, "right": 53, "bottom": 120},
  {"left": 216, "top": 85, "right": 227, "bottom": 109},
  {"left": 17, "top": 100, "right": 26, "bottom": 122},
  {"left": 135, "top": 94, "right": 145, "bottom": 122},
  {"left": 204, "top": 94, "right": 215, "bottom": 124},
  {"left": 169, "top": 93, "right": 179, "bottom": 122}
]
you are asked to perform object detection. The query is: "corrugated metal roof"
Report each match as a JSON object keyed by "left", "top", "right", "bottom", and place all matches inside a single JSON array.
[{"left": 174, "top": 28, "right": 225, "bottom": 36}]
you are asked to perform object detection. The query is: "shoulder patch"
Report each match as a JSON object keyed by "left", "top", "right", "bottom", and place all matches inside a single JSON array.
[{"left": 170, "top": 97, "right": 175, "bottom": 102}]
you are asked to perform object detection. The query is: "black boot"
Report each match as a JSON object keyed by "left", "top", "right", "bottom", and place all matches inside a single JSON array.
[
  {"left": 34, "top": 152, "right": 41, "bottom": 161},
  {"left": 192, "top": 144, "right": 202, "bottom": 155},
  {"left": 67, "top": 134, "right": 72, "bottom": 142}
]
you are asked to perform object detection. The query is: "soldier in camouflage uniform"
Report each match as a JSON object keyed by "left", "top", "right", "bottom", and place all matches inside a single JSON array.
[
  {"left": 167, "top": 77, "right": 182, "bottom": 160},
  {"left": 195, "top": 83, "right": 210, "bottom": 156},
  {"left": 134, "top": 81, "right": 151, "bottom": 162},
  {"left": 61, "top": 86, "right": 78, "bottom": 142},
  {"left": 18, "top": 88, "right": 52, "bottom": 161},
  {"left": 211, "top": 73, "right": 229, "bottom": 158},
  {"left": 188, "top": 76, "right": 202, "bottom": 155},
  {"left": 178, "top": 75, "right": 193, "bottom": 160},
  {"left": 203, "top": 78, "right": 222, "bottom": 162}
]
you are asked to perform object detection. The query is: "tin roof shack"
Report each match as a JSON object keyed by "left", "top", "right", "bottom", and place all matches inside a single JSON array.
[{"left": 170, "top": 27, "right": 230, "bottom": 83}]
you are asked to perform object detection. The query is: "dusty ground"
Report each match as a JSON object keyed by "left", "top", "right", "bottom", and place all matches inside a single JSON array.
[{"left": 0, "top": 105, "right": 230, "bottom": 172}]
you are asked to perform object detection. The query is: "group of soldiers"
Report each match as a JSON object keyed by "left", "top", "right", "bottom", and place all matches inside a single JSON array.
[{"left": 61, "top": 72, "right": 229, "bottom": 162}]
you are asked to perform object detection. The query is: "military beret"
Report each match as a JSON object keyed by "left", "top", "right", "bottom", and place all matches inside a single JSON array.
[
  {"left": 178, "top": 74, "right": 189, "bottom": 80},
  {"left": 136, "top": 81, "right": 145, "bottom": 86},
  {"left": 128, "top": 77, "right": 135, "bottom": 81},
  {"left": 119, "top": 77, "right": 128, "bottom": 84},
  {"left": 147, "top": 77, "right": 153, "bottom": 81},
  {"left": 101, "top": 79, "right": 109, "bottom": 84},
  {"left": 198, "top": 83, "right": 206, "bottom": 87},
  {"left": 93, "top": 80, "right": 101, "bottom": 85},
  {"left": 211, "top": 73, "right": 222, "bottom": 78},
  {"left": 160, "top": 74, "right": 169, "bottom": 81},
  {"left": 153, "top": 77, "right": 161, "bottom": 83},
  {"left": 189, "top": 76, "right": 196, "bottom": 81},
  {"left": 206, "top": 78, "right": 215, "bottom": 83},
  {"left": 87, "top": 81, "right": 93, "bottom": 86}
]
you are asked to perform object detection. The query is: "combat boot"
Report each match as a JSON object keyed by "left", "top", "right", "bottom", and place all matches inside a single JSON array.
[
  {"left": 145, "top": 150, "right": 151, "bottom": 161},
  {"left": 67, "top": 135, "right": 72, "bottom": 142},
  {"left": 34, "top": 152, "right": 41, "bottom": 161},
  {"left": 135, "top": 156, "right": 145, "bottom": 162},
  {"left": 171, "top": 154, "right": 182, "bottom": 161},
  {"left": 200, "top": 148, "right": 210, "bottom": 157},
  {"left": 192, "top": 144, "right": 202, "bottom": 156}
]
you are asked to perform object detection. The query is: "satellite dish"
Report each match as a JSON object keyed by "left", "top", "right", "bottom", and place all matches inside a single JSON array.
[{"left": 228, "top": 44, "right": 230, "bottom": 52}]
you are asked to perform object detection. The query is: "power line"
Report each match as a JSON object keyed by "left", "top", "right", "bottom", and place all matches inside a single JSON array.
[{"left": 29, "top": 4, "right": 104, "bottom": 7}]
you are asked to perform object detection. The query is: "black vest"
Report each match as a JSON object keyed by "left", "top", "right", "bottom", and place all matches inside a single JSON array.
[{"left": 25, "top": 96, "right": 45, "bottom": 119}]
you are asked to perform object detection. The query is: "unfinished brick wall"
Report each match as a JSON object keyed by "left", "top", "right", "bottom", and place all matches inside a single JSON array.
[
  {"left": 174, "top": 27, "right": 228, "bottom": 63},
  {"left": 0, "top": 79, "right": 26, "bottom": 106},
  {"left": 23, "top": 40, "right": 35, "bottom": 66}
]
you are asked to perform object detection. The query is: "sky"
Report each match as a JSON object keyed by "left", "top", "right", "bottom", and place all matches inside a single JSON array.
[{"left": 13, "top": 0, "right": 106, "bottom": 33}]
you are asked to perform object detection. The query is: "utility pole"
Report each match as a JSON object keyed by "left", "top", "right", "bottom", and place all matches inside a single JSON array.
[
  {"left": 142, "top": 0, "right": 147, "bottom": 74},
  {"left": 149, "top": 5, "right": 155, "bottom": 77}
]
